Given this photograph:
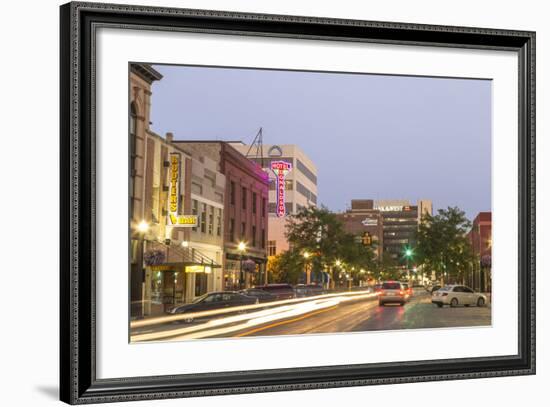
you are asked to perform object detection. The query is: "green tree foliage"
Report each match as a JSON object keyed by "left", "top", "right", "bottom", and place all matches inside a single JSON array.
[
  {"left": 416, "top": 206, "right": 474, "bottom": 284},
  {"left": 276, "top": 206, "right": 377, "bottom": 285}
]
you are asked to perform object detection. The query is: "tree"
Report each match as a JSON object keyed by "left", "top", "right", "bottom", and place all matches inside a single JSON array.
[
  {"left": 416, "top": 206, "right": 473, "bottom": 284},
  {"left": 267, "top": 250, "right": 304, "bottom": 284},
  {"left": 284, "top": 206, "right": 377, "bottom": 286}
]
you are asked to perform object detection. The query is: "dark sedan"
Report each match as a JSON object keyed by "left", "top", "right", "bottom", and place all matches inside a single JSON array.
[
  {"left": 167, "top": 291, "right": 259, "bottom": 316},
  {"left": 239, "top": 288, "right": 278, "bottom": 303}
]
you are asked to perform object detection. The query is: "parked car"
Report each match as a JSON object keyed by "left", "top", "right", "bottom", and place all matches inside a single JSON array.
[
  {"left": 167, "top": 291, "right": 259, "bottom": 316},
  {"left": 254, "top": 284, "right": 296, "bottom": 300},
  {"left": 239, "top": 288, "right": 277, "bottom": 303},
  {"left": 295, "top": 284, "right": 325, "bottom": 298},
  {"left": 431, "top": 285, "right": 487, "bottom": 308},
  {"left": 378, "top": 281, "right": 407, "bottom": 306}
]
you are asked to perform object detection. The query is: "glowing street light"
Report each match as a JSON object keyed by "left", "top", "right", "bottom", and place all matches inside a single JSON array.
[
  {"left": 404, "top": 247, "right": 414, "bottom": 283},
  {"left": 181, "top": 240, "right": 189, "bottom": 248},
  {"left": 137, "top": 220, "right": 149, "bottom": 233},
  {"left": 303, "top": 251, "right": 312, "bottom": 284}
]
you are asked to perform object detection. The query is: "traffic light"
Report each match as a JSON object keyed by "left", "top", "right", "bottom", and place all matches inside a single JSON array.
[{"left": 362, "top": 232, "right": 372, "bottom": 246}]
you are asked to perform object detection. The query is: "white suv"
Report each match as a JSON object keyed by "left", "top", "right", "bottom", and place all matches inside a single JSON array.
[{"left": 432, "top": 285, "right": 487, "bottom": 308}]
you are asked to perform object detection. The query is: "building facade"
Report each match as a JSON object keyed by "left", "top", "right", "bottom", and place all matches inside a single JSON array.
[
  {"left": 340, "top": 199, "right": 432, "bottom": 266},
  {"left": 467, "top": 211, "right": 492, "bottom": 292},
  {"left": 173, "top": 141, "right": 270, "bottom": 290},
  {"left": 230, "top": 143, "right": 318, "bottom": 257},
  {"left": 130, "top": 64, "right": 225, "bottom": 318},
  {"left": 336, "top": 200, "right": 384, "bottom": 259}
]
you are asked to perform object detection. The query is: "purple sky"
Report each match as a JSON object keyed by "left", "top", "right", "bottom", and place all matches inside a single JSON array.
[{"left": 150, "top": 64, "right": 492, "bottom": 221}]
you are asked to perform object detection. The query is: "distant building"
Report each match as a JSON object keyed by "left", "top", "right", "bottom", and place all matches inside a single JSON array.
[
  {"left": 173, "top": 141, "right": 270, "bottom": 290},
  {"left": 230, "top": 143, "right": 318, "bottom": 257},
  {"left": 341, "top": 199, "right": 432, "bottom": 264},
  {"left": 467, "top": 212, "right": 492, "bottom": 292},
  {"left": 336, "top": 200, "right": 384, "bottom": 259}
]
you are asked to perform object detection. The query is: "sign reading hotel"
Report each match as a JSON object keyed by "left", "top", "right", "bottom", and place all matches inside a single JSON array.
[
  {"left": 167, "top": 153, "right": 198, "bottom": 227},
  {"left": 271, "top": 160, "right": 292, "bottom": 217}
]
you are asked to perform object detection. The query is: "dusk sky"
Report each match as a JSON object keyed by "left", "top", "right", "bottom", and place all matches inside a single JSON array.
[{"left": 150, "top": 64, "right": 492, "bottom": 221}]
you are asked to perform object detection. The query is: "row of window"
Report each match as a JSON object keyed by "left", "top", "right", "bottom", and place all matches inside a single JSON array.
[
  {"left": 228, "top": 218, "right": 266, "bottom": 249},
  {"left": 268, "top": 202, "right": 293, "bottom": 215},
  {"left": 296, "top": 181, "right": 317, "bottom": 204},
  {"left": 229, "top": 181, "right": 267, "bottom": 215},
  {"left": 296, "top": 159, "right": 317, "bottom": 185},
  {"left": 191, "top": 199, "right": 223, "bottom": 237}
]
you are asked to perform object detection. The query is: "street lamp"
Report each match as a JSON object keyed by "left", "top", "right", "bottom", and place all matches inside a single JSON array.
[
  {"left": 404, "top": 247, "right": 413, "bottom": 283},
  {"left": 303, "top": 251, "right": 311, "bottom": 284},
  {"left": 135, "top": 220, "right": 149, "bottom": 318},
  {"left": 181, "top": 240, "right": 189, "bottom": 248},
  {"left": 238, "top": 241, "right": 247, "bottom": 289}
]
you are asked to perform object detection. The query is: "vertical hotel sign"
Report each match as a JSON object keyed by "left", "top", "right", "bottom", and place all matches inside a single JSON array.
[
  {"left": 168, "top": 153, "right": 198, "bottom": 227},
  {"left": 271, "top": 161, "right": 292, "bottom": 217}
]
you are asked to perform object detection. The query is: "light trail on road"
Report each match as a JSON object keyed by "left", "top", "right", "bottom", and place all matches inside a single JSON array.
[
  {"left": 131, "top": 292, "right": 377, "bottom": 342},
  {"left": 131, "top": 290, "right": 378, "bottom": 329}
]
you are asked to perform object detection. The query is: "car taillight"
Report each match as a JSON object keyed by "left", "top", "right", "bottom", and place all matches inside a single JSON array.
[{"left": 399, "top": 290, "right": 404, "bottom": 295}]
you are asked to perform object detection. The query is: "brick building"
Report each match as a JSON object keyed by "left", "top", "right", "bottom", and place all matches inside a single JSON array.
[{"left": 173, "top": 141, "right": 270, "bottom": 289}]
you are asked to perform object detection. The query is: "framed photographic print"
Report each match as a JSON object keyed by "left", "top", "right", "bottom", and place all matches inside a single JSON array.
[{"left": 60, "top": 1, "right": 535, "bottom": 404}]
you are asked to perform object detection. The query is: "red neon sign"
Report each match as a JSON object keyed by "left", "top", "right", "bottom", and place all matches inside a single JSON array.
[{"left": 270, "top": 161, "right": 292, "bottom": 217}]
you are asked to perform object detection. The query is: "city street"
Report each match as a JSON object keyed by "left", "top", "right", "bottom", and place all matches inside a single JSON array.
[{"left": 131, "top": 289, "right": 491, "bottom": 342}]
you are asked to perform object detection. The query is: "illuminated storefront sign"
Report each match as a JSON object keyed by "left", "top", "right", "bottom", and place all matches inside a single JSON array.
[
  {"left": 185, "top": 265, "right": 212, "bottom": 274},
  {"left": 270, "top": 160, "right": 292, "bottom": 217},
  {"left": 361, "top": 218, "right": 378, "bottom": 226},
  {"left": 167, "top": 152, "right": 198, "bottom": 227}
]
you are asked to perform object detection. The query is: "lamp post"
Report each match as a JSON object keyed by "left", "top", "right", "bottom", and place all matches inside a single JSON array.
[
  {"left": 303, "top": 251, "right": 311, "bottom": 284},
  {"left": 238, "top": 241, "right": 247, "bottom": 289},
  {"left": 404, "top": 248, "right": 413, "bottom": 283},
  {"left": 136, "top": 220, "right": 149, "bottom": 318}
]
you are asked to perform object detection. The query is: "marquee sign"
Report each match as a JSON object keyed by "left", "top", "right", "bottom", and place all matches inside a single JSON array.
[
  {"left": 271, "top": 160, "right": 292, "bottom": 217},
  {"left": 167, "top": 152, "right": 198, "bottom": 227}
]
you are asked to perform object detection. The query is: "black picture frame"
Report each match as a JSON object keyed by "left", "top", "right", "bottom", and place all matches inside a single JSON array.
[{"left": 60, "top": 2, "right": 535, "bottom": 404}]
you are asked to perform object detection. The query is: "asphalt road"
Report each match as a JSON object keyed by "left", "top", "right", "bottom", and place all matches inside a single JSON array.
[
  {"left": 131, "top": 290, "right": 491, "bottom": 342},
  {"left": 230, "top": 290, "right": 491, "bottom": 338}
]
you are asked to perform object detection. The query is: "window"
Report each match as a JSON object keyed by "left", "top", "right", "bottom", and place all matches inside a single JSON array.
[
  {"left": 191, "top": 182, "right": 202, "bottom": 195},
  {"left": 208, "top": 206, "right": 214, "bottom": 235},
  {"left": 191, "top": 200, "right": 198, "bottom": 232},
  {"left": 230, "top": 181, "right": 235, "bottom": 205},
  {"left": 296, "top": 159, "right": 317, "bottom": 184},
  {"left": 269, "top": 179, "right": 293, "bottom": 191},
  {"left": 268, "top": 240, "right": 277, "bottom": 256},
  {"left": 262, "top": 198, "right": 267, "bottom": 216},
  {"left": 229, "top": 218, "right": 235, "bottom": 242},
  {"left": 252, "top": 192, "right": 257, "bottom": 214},
  {"left": 242, "top": 187, "right": 247, "bottom": 210},
  {"left": 216, "top": 208, "right": 222, "bottom": 236},
  {"left": 296, "top": 181, "right": 317, "bottom": 203},
  {"left": 252, "top": 226, "right": 257, "bottom": 247},
  {"left": 261, "top": 229, "right": 266, "bottom": 249},
  {"left": 268, "top": 202, "right": 293, "bottom": 214},
  {"left": 201, "top": 203, "right": 207, "bottom": 233},
  {"left": 241, "top": 222, "right": 246, "bottom": 239},
  {"left": 129, "top": 103, "right": 137, "bottom": 218}
]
